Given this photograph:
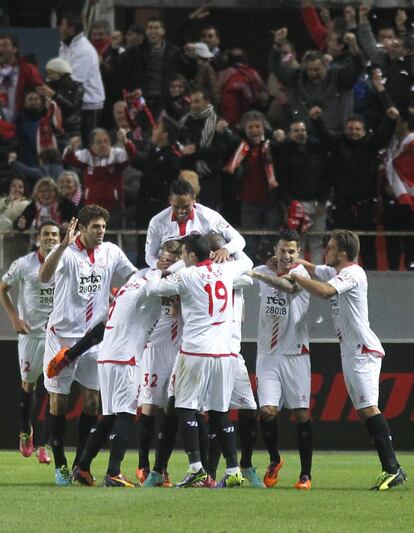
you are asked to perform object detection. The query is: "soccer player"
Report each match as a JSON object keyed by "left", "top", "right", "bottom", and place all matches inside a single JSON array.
[
  {"left": 146, "top": 234, "right": 253, "bottom": 488},
  {"left": 39, "top": 206, "right": 137, "bottom": 485},
  {"left": 206, "top": 232, "right": 261, "bottom": 488},
  {"left": 290, "top": 229, "right": 407, "bottom": 491},
  {"left": 249, "top": 229, "right": 313, "bottom": 490},
  {"left": 0, "top": 221, "right": 60, "bottom": 464},
  {"left": 145, "top": 179, "right": 245, "bottom": 267},
  {"left": 72, "top": 269, "right": 162, "bottom": 487},
  {"left": 136, "top": 239, "right": 182, "bottom": 486}
]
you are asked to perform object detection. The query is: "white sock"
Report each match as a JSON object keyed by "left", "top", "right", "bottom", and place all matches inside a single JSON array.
[
  {"left": 189, "top": 461, "right": 203, "bottom": 472},
  {"left": 225, "top": 466, "right": 240, "bottom": 476}
]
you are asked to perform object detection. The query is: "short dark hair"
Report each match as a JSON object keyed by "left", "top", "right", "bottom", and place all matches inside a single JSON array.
[
  {"left": 62, "top": 15, "right": 84, "bottom": 35},
  {"left": 39, "top": 148, "right": 62, "bottom": 165},
  {"left": 78, "top": 205, "right": 109, "bottom": 227},
  {"left": 128, "top": 23, "right": 145, "bottom": 35},
  {"left": 227, "top": 48, "right": 249, "bottom": 66},
  {"left": 277, "top": 229, "right": 301, "bottom": 245},
  {"left": 182, "top": 234, "right": 211, "bottom": 262},
  {"left": 303, "top": 50, "right": 324, "bottom": 63},
  {"left": 207, "top": 231, "right": 227, "bottom": 252},
  {"left": 331, "top": 229, "right": 360, "bottom": 261},
  {"left": 38, "top": 220, "right": 59, "bottom": 234},
  {"left": 190, "top": 87, "right": 210, "bottom": 101},
  {"left": 201, "top": 25, "right": 220, "bottom": 38},
  {"left": 0, "top": 33, "right": 19, "bottom": 49},
  {"left": 169, "top": 179, "right": 195, "bottom": 198},
  {"left": 346, "top": 115, "right": 366, "bottom": 128},
  {"left": 147, "top": 17, "right": 165, "bottom": 30},
  {"left": 160, "top": 116, "right": 178, "bottom": 144}
]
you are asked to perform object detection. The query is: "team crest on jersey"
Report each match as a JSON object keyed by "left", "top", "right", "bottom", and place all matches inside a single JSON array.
[
  {"left": 97, "top": 256, "right": 107, "bottom": 268},
  {"left": 77, "top": 259, "right": 85, "bottom": 267}
]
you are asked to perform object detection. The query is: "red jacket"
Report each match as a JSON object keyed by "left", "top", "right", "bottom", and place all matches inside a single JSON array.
[
  {"left": 63, "top": 141, "right": 137, "bottom": 210},
  {"left": 16, "top": 58, "right": 43, "bottom": 112}
]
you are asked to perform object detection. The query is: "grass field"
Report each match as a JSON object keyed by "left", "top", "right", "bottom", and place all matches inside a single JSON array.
[{"left": 0, "top": 450, "right": 412, "bottom": 533}]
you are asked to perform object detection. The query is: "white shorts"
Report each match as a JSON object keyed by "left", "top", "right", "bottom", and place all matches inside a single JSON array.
[
  {"left": 341, "top": 353, "right": 382, "bottom": 410},
  {"left": 139, "top": 343, "right": 179, "bottom": 408},
  {"left": 167, "top": 354, "right": 179, "bottom": 399},
  {"left": 18, "top": 335, "right": 45, "bottom": 383},
  {"left": 229, "top": 355, "right": 257, "bottom": 410},
  {"left": 98, "top": 362, "right": 140, "bottom": 416},
  {"left": 256, "top": 353, "right": 311, "bottom": 410},
  {"left": 174, "top": 353, "right": 237, "bottom": 412},
  {"left": 43, "top": 328, "right": 100, "bottom": 395}
]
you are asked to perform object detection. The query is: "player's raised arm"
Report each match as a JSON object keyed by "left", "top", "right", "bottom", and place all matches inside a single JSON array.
[
  {"left": 146, "top": 269, "right": 183, "bottom": 298},
  {"left": 212, "top": 214, "right": 246, "bottom": 261},
  {"left": 39, "top": 217, "right": 80, "bottom": 282},
  {"left": 248, "top": 269, "right": 301, "bottom": 294},
  {"left": 296, "top": 258, "right": 317, "bottom": 276},
  {"left": 145, "top": 218, "right": 162, "bottom": 268},
  {"left": 289, "top": 272, "right": 337, "bottom": 299},
  {"left": 0, "top": 280, "right": 30, "bottom": 334}
]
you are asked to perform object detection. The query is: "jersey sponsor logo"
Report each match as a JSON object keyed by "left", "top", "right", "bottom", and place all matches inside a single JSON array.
[
  {"left": 39, "top": 286, "right": 54, "bottom": 304},
  {"left": 79, "top": 272, "right": 102, "bottom": 294}
]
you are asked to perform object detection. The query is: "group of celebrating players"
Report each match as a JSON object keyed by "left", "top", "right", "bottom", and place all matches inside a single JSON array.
[{"left": 0, "top": 179, "right": 407, "bottom": 491}]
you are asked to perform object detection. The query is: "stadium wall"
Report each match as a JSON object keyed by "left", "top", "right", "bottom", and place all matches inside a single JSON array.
[{"left": 0, "top": 340, "right": 413, "bottom": 451}]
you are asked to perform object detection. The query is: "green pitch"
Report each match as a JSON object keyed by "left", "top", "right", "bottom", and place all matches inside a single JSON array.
[{"left": 0, "top": 450, "right": 412, "bottom": 533}]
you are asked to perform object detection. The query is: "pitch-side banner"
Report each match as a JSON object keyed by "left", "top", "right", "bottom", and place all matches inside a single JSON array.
[{"left": 0, "top": 341, "right": 412, "bottom": 450}]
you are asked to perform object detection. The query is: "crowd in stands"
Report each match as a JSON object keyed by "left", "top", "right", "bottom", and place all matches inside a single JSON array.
[{"left": 0, "top": 3, "right": 413, "bottom": 270}]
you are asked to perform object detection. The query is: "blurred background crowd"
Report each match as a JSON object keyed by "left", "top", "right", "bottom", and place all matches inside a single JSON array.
[{"left": 0, "top": 0, "right": 413, "bottom": 269}]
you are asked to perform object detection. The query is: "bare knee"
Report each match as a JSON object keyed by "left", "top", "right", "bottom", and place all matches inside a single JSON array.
[
  {"left": 22, "top": 381, "right": 36, "bottom": 394},
  {"left": 292, "top": 408, "right": 310, "bottom": 424},
  {"left": 260, "top": 405, "right": 279, "bottom": 422},
  {"left": 357, "top": 405, "right": 380, "bottom": 422},
  {"left": 82, "top": 389, "right": 100, "bottom": 416},
  {"left": 141, "top": 404, "right": 158, "bottom": 416},
  {"left": 49, "top": 393, "right": 68, "bottom": 416}
]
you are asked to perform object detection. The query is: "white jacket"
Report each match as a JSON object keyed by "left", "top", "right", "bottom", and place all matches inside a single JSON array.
[{"left": 59, "top": 33, "right": 105, "bottom": 110}]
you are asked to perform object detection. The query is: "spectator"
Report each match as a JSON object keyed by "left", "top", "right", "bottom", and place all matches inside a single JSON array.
[
  {"left": 133, "top": 116, "right": 182, "bottom": 228},
  {"left": 16, "top": 90, "right": 63, "bottom": 168},
  {"left": 8, "top": 148, "right": 63, "bottom": 187},
  {"left": 178, "top": 88, "right": 224, "bottom": 209},
  {"left": 57, "top": 170, "right": 82, "bottom": 206},
  {"left": 383, "top": 113, "right": 414, "bottom": 270},
  {"left": 113, "top": 24, "right": 146, "bottom": 100},
  {"left": 200, "top": 24, "right": 225, "bottom": 70},
  {"left": 58, "top": 14, "right": 105, "bottom": 146},
  {"left": 274, "top": 120, "right": 330, "bottom": 264},
  {"left": 269, "top": 27, "right": 364, "bottom": 134},
  {"left": 0, "top": 33, "right": 43, "bottom": 123},
  {"left": 36, "top": 58, "right": 84, "bottom": 147},
  {"left": 163, "top": 74, "right": 191, "bottom": 122},
  {"left": 186, "top": 42, "right": 220, "bottom": 107},
  {"left": 15, "top": 176, "right": 77, "bottom": 232},
  {"left": 0, "top": 176, "right": 30, "bottom": 231},
  {"left": 222, "top": 110, "right": 282, "bottom": 261},
  {"left": 63, "top": 127, "right": 137, "bottom": 228},
  {"left": 219, "top": 48, "right": 268, "bottom": 129},
  {"left": 309, "top": 80, "right": 400, "bottom": 270}
]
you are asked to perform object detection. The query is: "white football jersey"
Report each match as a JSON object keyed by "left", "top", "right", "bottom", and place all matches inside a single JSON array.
[
  {"left": 148, "top": 296, "right": 183, "bottom": 348},
  {"left": 98, "top": 271, "right": 161, "bottom": 363},
  {"left": 147, "top": 253, "right": 253, "bottom": 355},
  {"left": 325, "top": 264, "right": 384, "bottom": 357},
  {"left": 145, "top": 203, "right": 245, "bottom": 267},
  {"left": 2, "top": 251, "right": 54, "bottom": 338},
  {"left": 254, "top": 264, "right": 310, "bottom": 356},
  {"left": 48, "top": 239, "right": 136, "bottom": 337}
]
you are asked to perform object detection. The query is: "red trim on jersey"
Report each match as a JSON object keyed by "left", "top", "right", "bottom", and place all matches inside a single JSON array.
[
  {"left": 301, "top": 345, "right": 310, "bottom": 354},
  {"left": 196, "top": 259, "right": 214, "bottom": 268},
  {"left": 105, "top": 326, "right": 114, "bottom": 330},
  {"left": 97, "top": 356, "right": 136, "bottom": 365},
  {"left": 211, "top": 321, "right": 225, "bottom": 325},
  {"left": 75, "top": 237, "right": 96, "bottom": 264},
  {"left": 361, "top": 345, "right": 384, "bottom": 357},
  {"left": 171, "top": 208, "right": 195, "bottom": 237},
  {"left": 37, "top": 251, "right": 45, "bottom": 263},
  {"left": 180, "top": 349, "right": 233, "bottom": 358}
]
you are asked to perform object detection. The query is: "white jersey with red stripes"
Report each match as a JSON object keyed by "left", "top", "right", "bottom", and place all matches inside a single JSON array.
[
  {"left": 148, "top": 296, "right": 183, "bottom": 348},
  {"left": 322, "top": 263, "right": 384, "bottom": 357},
  {"left": 254, "top": 264, "right": 310, "bottom": 356},
  {"left": 98, "top": 271, "right": 161, "bottom": 364},
  {"left": 47, "top": 238, "right": 136, "bottom": 337},
  {"left": 147, "top": 253, "right": 253, "bottom": 355},
  {"left": 2, "top": 251, "right": 54, "bottom": 338},
  {"left": 145, "top": 202, "right": 245, "bottom": 267}
]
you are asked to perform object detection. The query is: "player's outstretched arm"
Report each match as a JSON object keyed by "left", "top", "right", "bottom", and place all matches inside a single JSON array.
[
  {"left": 39, "top": 217, "right": 80, "bottom": 282},
  {"left": 248, "top": 270, "right": 301, "bottom": 294},
  {"left": 296, "top": 258, "right": 317, "bottom": 276},
  {"left": 0, "top": 281, "right": 30, "bottom": 334},
  {"left": 290, "top": 272, "right": 337, "bottom": 299}
]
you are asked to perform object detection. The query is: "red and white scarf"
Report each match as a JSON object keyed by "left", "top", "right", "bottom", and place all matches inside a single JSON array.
[
  {"left": 385, "top": 133, "right": 414, "bottom": 212},
  {"left": 223, "top": 139, "right": 278, "bottom": 189},
  {"left": 36, "top": 100, "right": 63, "bottom": 154}
]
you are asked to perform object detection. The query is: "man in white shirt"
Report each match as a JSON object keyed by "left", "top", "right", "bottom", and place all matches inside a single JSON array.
[
  {"left": 147, "top": 233, "right": 253, "bottom": 488},
  {"left": 249, "top": 230, "right": 313, "bottom": 490},
  {"left": 58, "top": 14, "right": 105, "bottom": 145},
  {"left": 39, "top": 205, "right": 136, "bottom": 485},
  {"left": 291, "top": 229, "right": 406, "bottom": 491},
  {"left": 71, "top": 270, "right": 162, "bottom": 488},
  {"left": 0, "top": 221, "right": 60, "bottom": 464},
  {"left": 145, "top": 179, "right": 245, "bottom": 268}
]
